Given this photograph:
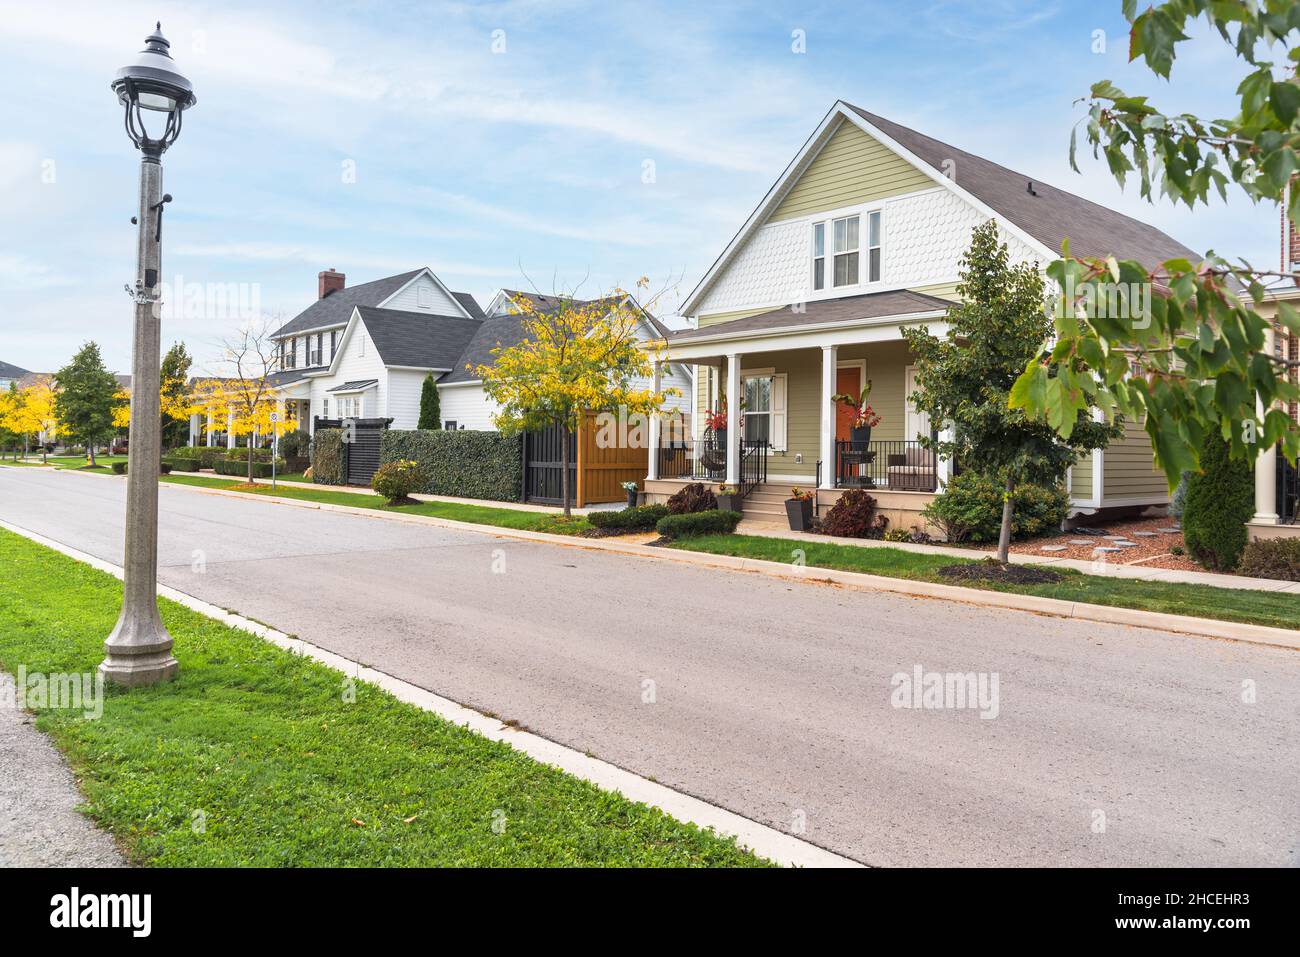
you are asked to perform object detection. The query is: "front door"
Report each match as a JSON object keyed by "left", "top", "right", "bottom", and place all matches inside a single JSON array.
[{"left": 834, "top": 366, "right": 861, "bottom": 442}]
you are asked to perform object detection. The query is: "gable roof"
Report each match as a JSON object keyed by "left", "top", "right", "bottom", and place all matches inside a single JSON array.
[
  {"left": 0, "top": 360, "right": 30, "bottom": 379},
  {"left": 682, "top": 100, "right": 1200, "bottom": 316},
  {"left": 271, "top": 269, "right": 483, "bottom": 338},
  {"left": 440, "top": 290, "right": 670, "bottom": 385},
  {"left": 842, "top": 103, "right": 1201, "bottom": 268},
  {"left": 354, "top": 306, "right": 482, "bottom": 370}
]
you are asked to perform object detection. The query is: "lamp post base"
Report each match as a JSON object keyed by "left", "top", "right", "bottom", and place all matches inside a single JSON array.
[{"left": 99, "top": 611, "right": 178, "bottom": 688}]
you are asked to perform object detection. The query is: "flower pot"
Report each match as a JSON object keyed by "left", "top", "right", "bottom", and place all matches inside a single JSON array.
[
  {"left": 716, "top": 494, "right": 735, "bottom": 512},
  {"left": 626, "top": 488, "right": 639, "bottom": 508},
  {"left": 850, "top": 425, "right": 872, "bottom": 447},
  {"left": 786, "top": 497, "right": 813, "bottom": 531}
]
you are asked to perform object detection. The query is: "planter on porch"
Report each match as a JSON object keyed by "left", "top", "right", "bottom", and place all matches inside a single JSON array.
[
  {"left": 850, "top": 425, "right": 872, "bottom": 447},
  {"left": 716, "top": 494, "right": 736, "bottom": 512},
  {"left": 786, "top": 495, "right": 814, "bottom": 531}
]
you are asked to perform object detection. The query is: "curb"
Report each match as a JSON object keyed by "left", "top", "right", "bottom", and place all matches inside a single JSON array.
[
  {"left": 152, "top": 477, "right": 1300, "bottom": 652},
  {"left": 0, "top": 516, "right": 861, "bottom": 869}
]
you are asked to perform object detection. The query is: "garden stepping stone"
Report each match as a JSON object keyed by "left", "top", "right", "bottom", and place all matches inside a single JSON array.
[
  {"left": 1040, "top": 545, "right": 1067, "bottom": 552},
  {"left": 1104, "top": 535, "right": 1130, "bottom": 541},
  {"left": 1092, "top": 546, "right": 1123, "bottom": 553},
  {"left": 1133, "top": 531, "right": 1157, "bottom": 537},
  {"left": 1158, "top": 527, "right": 1181, "bottom": 533},
  {"left": 1068, "top": 539, "right": 1094, "bottom": 545}
]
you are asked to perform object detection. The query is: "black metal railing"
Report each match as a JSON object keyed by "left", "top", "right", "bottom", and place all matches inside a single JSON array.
[
  {"left": 835, "top": 439, "right": 937, "bottom": 492},
  {"left": 659, "top": 439, "right": 728, "bottom": 481},
  {"left": 1278, "top": 450, "right": 1299, "bottom": 524},
  {"left": 739, "top": 439, "right": 768, "bottom": 497}
]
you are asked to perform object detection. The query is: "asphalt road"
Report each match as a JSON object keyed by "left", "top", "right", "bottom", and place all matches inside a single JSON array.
[{"left": 2, "top": 466, "right": 1298, "bottom": 867}]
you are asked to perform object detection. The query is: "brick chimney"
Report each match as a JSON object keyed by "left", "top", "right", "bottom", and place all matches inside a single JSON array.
[{"left": 318, "top": 268, "right": 345, "bottom": 299}]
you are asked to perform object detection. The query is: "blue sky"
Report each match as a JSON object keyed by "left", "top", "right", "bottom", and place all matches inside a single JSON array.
[{"left": 0, "top": 0, "right": 1281, "bottom": 375}]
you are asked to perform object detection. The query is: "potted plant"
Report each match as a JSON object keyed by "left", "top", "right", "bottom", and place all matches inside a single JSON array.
[
  {"left": 832, "top": 382, "right": 882, "bottom": 446},
  {"left": 705, "top": 401, "right": 728, "bottom": 452},
  {"left": 786, "top": 486, "right": 815, "bottom": 531},
  {"left": 715, "top": 484, "right": 737, "bottom": 512},
  {"left": 621, "top": 480, "right": 639, "bottom": 508}
]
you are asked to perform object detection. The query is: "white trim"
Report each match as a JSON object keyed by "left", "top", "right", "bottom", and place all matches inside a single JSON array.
[
  {"left": 1096, "top": 494, "right": 1172, "bottom": 507},
  {"left": 436, "top": 379, "right": 484, "bottom": 389},
  {"left": 695, "top": 272, "right": 961, "bottom": 320},
  {"left": 1091, "top": 447, "right": 1105, "bottom": 510},
  {"left": 271, "top": 321, "right": 348, "bottom": 342},
  {"left": 666, "top": 312, "right": 948, "bottom": 361}
]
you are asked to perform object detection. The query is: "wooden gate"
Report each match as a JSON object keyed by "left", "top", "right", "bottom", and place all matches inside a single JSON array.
[
  {"left": 522, "top": 413, "right": 649, "bottom": 507},
  {"left": 523, "top": 423, "right": 576, "bottom": 505}
]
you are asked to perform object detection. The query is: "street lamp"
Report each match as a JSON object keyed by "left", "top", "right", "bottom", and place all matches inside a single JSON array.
[{"left": 100, "top": 23, "right": 195, "bottom": 687}]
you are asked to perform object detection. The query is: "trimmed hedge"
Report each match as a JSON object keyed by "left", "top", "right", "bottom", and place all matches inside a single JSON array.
[
  {"left": 164, "top": 456, "right": 201, "bottom": 472},
  {"left": 588, "top": 504, "right": 668, "bottom": 531},
  {"left": 312, "top": 430, "right": 345, "bottom": 486},
  {"left": 112, "top": 461, "right": 171, "bottom": 475},
  {"left": 656, "top": 510, "right": 742, "bottom": 538},
  {"left": 214, "top": 458, "right": 285, "bottom": 479},
  {"left": 1237, "top": 537, "right": 1300, "bottom": 581},
  {"left": 381, "top": 429, "right": 523, "bottom": 502},
  {"left": 1183, "top": 432, "right": 1254, "bottom": 571},
  {"left": 171, "top": 446, "right": 225, "bottom": 469}
]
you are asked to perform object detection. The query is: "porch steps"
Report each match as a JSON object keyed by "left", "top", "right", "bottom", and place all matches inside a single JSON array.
[{"left": 739, "top": 483, "right": 795, "bottom": 522}]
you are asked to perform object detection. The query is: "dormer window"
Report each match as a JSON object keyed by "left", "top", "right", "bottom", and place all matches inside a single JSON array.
[{"left": 810, "top": 208, "right": 882, "bottom": 293}]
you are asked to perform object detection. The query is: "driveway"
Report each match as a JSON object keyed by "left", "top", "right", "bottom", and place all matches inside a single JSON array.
[{"left": 1, "top": 466, "right": 1297, "bottom": 866}]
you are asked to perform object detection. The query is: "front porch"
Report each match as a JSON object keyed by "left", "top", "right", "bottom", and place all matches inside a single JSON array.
[{"left": 649, "top": 322, "right": 952, "bottom": 533}]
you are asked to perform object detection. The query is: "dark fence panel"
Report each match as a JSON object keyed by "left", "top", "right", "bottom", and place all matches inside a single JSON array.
[{"left": 524, "top": 423, "right": 577, "bottom": 505}]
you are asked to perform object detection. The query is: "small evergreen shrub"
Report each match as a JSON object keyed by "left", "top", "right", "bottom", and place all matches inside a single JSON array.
[
  {"left": 588, "top": 504, "right": 668, "bottom": 531},
  {"left": 821, "top": 488, "right": 888, "bottom": 539},
  {"left": 921, "top": 472, "right": 1068, "bottom": 543},
  {"left": 1237, "top": 537, "right": 1300, "bottom": 581},
  {"left": 1182, "top": 432, "right": 1254, "bottom": 571},
  {"left": 372, "top": 459, "right": 424, "bottom": 504},
  {"left": 111, "top": 461, "right": 127, "bottom": 474},
  {"left": 655, "top": 509, "right": 741, "bottom": 538},
  {"left": 666, "top": 482, "right": 717, "bottom": 514}
]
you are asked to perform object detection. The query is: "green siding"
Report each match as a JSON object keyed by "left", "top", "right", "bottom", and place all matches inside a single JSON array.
[
  {"left": 910, "top": 281, "right": 962, "bottom": 302},
  {"left": 1102, "top": 417, "right": 1169, "bottom": 502},
  {"left": 1071, "top": 454, "right": 1093, "bottom": 501},
  {"left": 769, "top": 120, "right": 934, "bottom": 223}
]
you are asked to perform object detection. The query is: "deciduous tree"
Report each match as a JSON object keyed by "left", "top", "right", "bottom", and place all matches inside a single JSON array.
[{"left": 53, "top": 342, "right": 119, "bottom": 466}]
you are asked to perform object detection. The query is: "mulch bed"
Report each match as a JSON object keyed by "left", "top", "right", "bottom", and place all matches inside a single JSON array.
[
  {"left": 939, "top": 560, "right": 1064, "bottom": 585},
  {"left": 1002, "top": 515, "right": 1199, "bottom": 572}
]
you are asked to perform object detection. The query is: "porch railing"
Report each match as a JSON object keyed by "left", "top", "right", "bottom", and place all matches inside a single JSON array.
[
  {"left": 657, "top": 438, "right": 768, "bottom": 494},
  {"left": 835, "top": 439, "right": 937, "bottom": 492},
  {"left": 739, "top": 439, "right": 768, "bottom": 497}
]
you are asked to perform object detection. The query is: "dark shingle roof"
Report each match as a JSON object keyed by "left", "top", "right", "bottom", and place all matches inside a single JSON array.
[
  {"left": 843, "top": 103, "right": 1200, "bottom": 265},
  {"left": 671, "top": 289, "right": 950, "bottom": 341},
  {"left": 271, "top": 270, "right": 483, "bottom": 338},
  {"left": 0, "top": 360, "right": 30, "bottom": 379},
  {"left": 327, "top": 379, "right": 378, "bottom": 393},
  {"left": 355, "top": 307, "right": 482, "bottom": 370},
  {"left": 440, "top": 290, "right": 669, "bottom": 384}
]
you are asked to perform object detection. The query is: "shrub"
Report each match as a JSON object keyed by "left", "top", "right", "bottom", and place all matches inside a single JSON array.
[
  {"left": 279, "top": 430, "right": 309, "bottom": 459},
  {"left": 381, "top": 429, "right": 522, "bottom": 501},
  {"left": 1169, "top": 471, "right": 1191, "bottom": 520},
  {"left": 655, "top": 509, "right": 741, "bottom": 538},
  {"left": 311, "top": 429, "right": 345, "bottom": 485},
  {"left": 588, "top": 504, "right": 668, "bottom": 531},
  {"left": 1182, "top": 432, "right": 1254, "bottom": 571},
  {"left": 666, "top": 482, "right": 717, "bottom": 514},
  {"left": 112, "top": 461, "right": 171, "bottom": 475},
  {"left": 821, "top": 488, "right": 888, "bottom": 539},
  {"left": 164, "top": 456, "right": 201, "bottom": 472},
  {"left": 226, "top": 446, "right": 276, "bottom": 463},
  {"left": 921, "top": 472, "right": 1068, "bottom": 543},
  {"left": 372, "top": 459, "right": 424, "bottom": 504},
  {"left": 1238, "top": 537, "right": 1300, "bottom": 581},
  {"left": 214, "top": 458, "right": 285, "bottom": 478}
]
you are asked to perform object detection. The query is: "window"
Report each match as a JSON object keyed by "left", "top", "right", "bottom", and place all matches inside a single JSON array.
[
  {"left": 812, "top": 223, "right": 826, "bottom": 291},
  {"left": 743, "top": 376, "right": 771, "bottom": 444},
  {"left": 322, "top": 397, "right": 329, "bottom": 418},
  {"left": 330, "top": 330, "right": 337, "bottom": 361},
  {"left": 867, "top": 210, "right": 881, "bottom": 282},
  {"left": 309, "top": 333, "right": 322, "bottom": 367},
  {"left": 444, "top": 420, "right": 457, "bottom": 430},
  {"left": 833, "top": 215, "right": 859, "bottom": 287},
  {"left": 417, "top": 284, "right": 433, "bottom": 308}
]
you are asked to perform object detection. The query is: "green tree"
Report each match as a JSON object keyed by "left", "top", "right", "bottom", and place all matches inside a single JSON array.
[
  {"left": 1183, "top": 431, "right": 1255, "bottom": 570},
  {"left": 1012, "top": 0, "right": 1300, "bottom": 484},
  {"left": 904, "top": 222, "right": 1120, "bottom": 562},
  {"left": 53, "top": 342, "right": 120, "bottom": 466},
  {"left": 418, "top": 373, "right": 441, "bottom": 430},
  {"left": 160, "top": 341, "right": 192, "bottom": 449}
]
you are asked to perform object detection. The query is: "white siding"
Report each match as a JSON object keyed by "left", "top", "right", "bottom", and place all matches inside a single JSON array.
[
  {"left": 381, "top": 273, "right": 465, "bottom": 316},
  {"left": 307, "top": 320, "right": 387, "bottom": 421},
  {"left": 438, "top": 383, "right": 500, "bottom": 431},
  {"left": 385, "top": 369, "right": 429, "bottom": 430}
]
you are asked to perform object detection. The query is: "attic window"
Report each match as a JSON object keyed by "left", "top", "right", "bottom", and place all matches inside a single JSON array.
[
  {"left": 832, "top": 215, "right": 859, "bottom": 287},
  {"left": 417, "top": 284, "right": 433, "bottom": 308}
]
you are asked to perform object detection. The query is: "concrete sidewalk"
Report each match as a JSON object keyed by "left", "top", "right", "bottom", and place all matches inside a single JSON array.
[
  {"left": 0, "top": 677, "right": 124, "bottom": 867},
  {"left": 737, "top": 521, "right": 1300, "bottom": 594}
]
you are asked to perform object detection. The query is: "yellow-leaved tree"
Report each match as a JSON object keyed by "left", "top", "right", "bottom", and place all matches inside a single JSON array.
[
  {"left": 476, "top": 280, "right": 678, "bottom": 517},
  {"left": 5, "top": 377, "right": 59, "bottom": 462},
  {"left": 189, "top": 376, "right": 296, "bottom": 482}
]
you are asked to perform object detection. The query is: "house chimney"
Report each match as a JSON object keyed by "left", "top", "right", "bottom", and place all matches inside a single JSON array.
[{"left": 318, "top": 268, "right": 345, "bottom": 299}]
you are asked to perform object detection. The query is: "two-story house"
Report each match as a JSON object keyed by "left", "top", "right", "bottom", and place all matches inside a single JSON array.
[{"left": 647, "top": 100, "right": 1196, "bottom": 530}]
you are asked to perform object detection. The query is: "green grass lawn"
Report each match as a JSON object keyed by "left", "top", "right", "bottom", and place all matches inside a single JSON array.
[
  {"left": 0, "top": 529, "right": 762, "bottom": 867},
  {"left": 161, "top": 473, "right": 593, "bottom": 535},
  {"left": 670, "top": 534, "right": 1300, "bottom": 631},
  {"left": 1, "top": 454, "right": 127, "bottom": 472}
]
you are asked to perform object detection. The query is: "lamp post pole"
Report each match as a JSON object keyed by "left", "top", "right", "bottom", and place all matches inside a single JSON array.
[{"left": 100, "top": 24, "right": 195, "bottom": 687}]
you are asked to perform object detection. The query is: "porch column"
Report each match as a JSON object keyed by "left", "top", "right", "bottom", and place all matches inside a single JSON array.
[
  {"left": 226, "top": 410, "right": 235, "bottom": 449},
  {"left": 188, "top": 413, "right": 199, "bottom": 446},
  {"left": 725, "top": 352, "right": 741, "bottom": 486},
  {"left": 647, "top": 361, "right": 662, "bottom": 481},
  {"left": 205, "top": 413, "right": 214, "bottom": 447},
  {"left": 819, "top": 345, "right": 837, "bottom": 489},
  {"left": 1253, "top": 325, "right": 1280, "bottom": 524}
]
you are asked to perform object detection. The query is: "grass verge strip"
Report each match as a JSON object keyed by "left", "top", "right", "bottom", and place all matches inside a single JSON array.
[
  {"left": 668, "top": 534, "right": 1300, "bottom": 632},
  {"left": 0, "top": 529, "right": 759, "bottom": 866}
]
